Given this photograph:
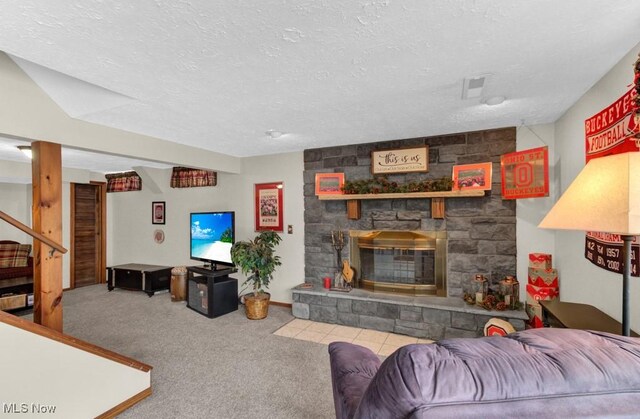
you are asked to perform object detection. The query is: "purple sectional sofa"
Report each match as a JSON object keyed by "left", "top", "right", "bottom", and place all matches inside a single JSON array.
[{"left": 329, "top": 328, "right": 640, "bottom": 418}]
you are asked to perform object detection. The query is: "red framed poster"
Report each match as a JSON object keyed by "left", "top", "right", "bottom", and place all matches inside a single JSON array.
[
  {"left": 500, "top": 146, "right": 549, "bottom": 199},
  {"left": 254, "top": 182, "right": 284, "bottom": 232}
]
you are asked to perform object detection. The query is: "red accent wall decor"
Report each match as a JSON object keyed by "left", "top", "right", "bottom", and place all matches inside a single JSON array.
[
  {"left": 500, "top": 146, "right": 549, "bottom": 199},
  {"left": 254, "top": 182, "right": 284, "bottom": 232}
]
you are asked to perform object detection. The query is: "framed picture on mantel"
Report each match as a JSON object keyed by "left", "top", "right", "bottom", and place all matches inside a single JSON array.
[
  {"left": 371, "top": 146, "right": 429, "bottom": 174},
  {"left": 452, "top": 162, "right": 493, "bottom": 191}
]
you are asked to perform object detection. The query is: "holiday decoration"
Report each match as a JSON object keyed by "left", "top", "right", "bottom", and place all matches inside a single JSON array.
[{"left": 342, "top": 175, "right": 453, "bottom": 195}]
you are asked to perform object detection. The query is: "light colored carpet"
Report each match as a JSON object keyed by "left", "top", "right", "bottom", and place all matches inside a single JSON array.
[{"left": 53, "top": 285, "right": 335, "bottom": 419}]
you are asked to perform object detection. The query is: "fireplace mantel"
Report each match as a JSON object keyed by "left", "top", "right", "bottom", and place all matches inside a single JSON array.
[
  {"left": 317, "top": 190, "right": 485, "bottom": 200},
  {"left": 318, "top": 190, "right": 486, "bottom": 219}
]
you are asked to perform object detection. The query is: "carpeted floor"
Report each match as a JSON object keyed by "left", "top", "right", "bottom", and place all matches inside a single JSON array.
[{"left": 52, "top": 285, "right": 336, "bottom": 419}]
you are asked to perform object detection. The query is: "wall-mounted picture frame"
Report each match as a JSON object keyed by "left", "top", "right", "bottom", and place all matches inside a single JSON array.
[
  {"left": 452, "top": 162, "right": 493, "bottom": 191},
  {"left": 315, "top": 173, "right": 345, "bottom": 195},
  {"left": 152, "top": 201, "right": 166, "bottom": 224},
  {"left": 371, "top": 146, "right": 429, "bottom": 174},
  {"left": 255, "top": 182, "right": 284, "bottom": 232}
]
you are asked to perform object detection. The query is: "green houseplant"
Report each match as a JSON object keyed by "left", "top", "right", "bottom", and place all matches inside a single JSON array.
[{"left": 230, "top": 231, "right": 282, "bottom": 319}]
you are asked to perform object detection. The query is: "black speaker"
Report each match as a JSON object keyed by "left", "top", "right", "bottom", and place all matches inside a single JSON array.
[{"left": 187, "top": 272, "right": 238, "bottom": 318}]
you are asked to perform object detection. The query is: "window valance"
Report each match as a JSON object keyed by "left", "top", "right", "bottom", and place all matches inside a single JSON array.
[
  {"left": 106, "top": 171, "right": 142, "bottom": 192},
  {"left": 170, "top": 167, "right": 217, "bottom": 188}
]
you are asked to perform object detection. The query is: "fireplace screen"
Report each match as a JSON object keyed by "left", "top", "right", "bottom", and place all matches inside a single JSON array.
[{"left": 349, "top": 230, "right": 446, "bottom": 296}]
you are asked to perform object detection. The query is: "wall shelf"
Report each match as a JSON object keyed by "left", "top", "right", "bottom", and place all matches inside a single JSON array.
[
  {"left": 317, "top": 190, "right": 485, "bottom": 201},
  {"left": 317, "top": 190, "right": 486, "bottom": 220}
]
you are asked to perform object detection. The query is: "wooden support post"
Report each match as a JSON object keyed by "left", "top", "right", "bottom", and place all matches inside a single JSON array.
[
  {"left": 346, "top": 200, "right": 361, "bottom": 220},
  {"left": 431, "top": 198, "right": 445, "bottom": 219},
  {"left": 32, "top": 141, "right": 63, "bottom": 332}
]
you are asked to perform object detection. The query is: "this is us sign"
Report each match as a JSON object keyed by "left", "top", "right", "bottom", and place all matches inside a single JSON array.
[{"left": 371, "top": 146, "right": 429, "bottom": 174}]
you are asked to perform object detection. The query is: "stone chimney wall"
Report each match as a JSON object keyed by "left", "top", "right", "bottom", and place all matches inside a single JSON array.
[{"left": 303, "top": 127, "right": 517, "bottom": 297}]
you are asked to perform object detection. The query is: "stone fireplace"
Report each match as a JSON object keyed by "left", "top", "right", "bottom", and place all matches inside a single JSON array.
[
  {"left": 303, "top": 127, "right": 517, "bottom": 297},
  {"left": 295, "top": 127, "right": 522, "bottom": 339},
  {"left": 349, "top": 230, "right": 446, "bottom": 296}
]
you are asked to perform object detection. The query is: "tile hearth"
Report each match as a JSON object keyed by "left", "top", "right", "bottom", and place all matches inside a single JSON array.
[
  {"left": 273, "top": 319, "right": 434, "bottom": 356},
  {"left": 292, "top": 286, "right": 528, "bottom": 339}
]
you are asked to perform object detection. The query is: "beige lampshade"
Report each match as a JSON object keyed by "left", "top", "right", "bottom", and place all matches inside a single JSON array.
[{"left": 539, "top": 152, "right": 640, "bottom": 235}]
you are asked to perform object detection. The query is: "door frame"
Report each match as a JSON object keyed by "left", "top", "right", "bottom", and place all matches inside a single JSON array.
[{"left": 70, "top": 181, "right": 107, "bottom": 288}]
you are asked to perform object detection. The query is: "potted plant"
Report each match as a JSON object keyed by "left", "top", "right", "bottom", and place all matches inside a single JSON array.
[{"left": 230, "top": 231, "right": 282, "bottom": 319}]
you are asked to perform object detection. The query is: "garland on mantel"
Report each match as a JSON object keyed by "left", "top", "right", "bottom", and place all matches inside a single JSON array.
[{"left": 342, "top": 175, "right": 453, "bottom": 195}]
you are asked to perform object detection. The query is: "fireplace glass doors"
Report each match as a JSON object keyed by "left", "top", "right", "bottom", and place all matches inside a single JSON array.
[{"left": 349, "top": 230, "right": 447, "bottom": 296}]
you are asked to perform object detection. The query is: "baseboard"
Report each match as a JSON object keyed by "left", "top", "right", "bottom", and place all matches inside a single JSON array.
[
  {"left": 96, "top": 387, "right": 152, "bottom": 418},
  {"left": 269, "top": 300, "right": 292, "bottom": 308}
]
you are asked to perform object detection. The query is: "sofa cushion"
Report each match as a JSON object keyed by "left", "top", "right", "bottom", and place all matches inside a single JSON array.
[
  {"left": 328, "top": 342, "right": 382, "bottom": 419},
  {"left": 353, "top": 328, "right": 640, "bottom": 418},
  {"left": 0, "top": 243, "right": 32, "bottom": 268}
]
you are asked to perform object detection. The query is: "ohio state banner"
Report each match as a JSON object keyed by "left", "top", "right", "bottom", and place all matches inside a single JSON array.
[
  {"left": 584, "top": 84, "right": 639, "bottom": 276},
  {"left": 585, "top": 232, "right": 639, "bottom": 277},
  {"left": 501, "top": 146, "right": 549, "bottom": 199},
  {"left": 585, "top": 87, "right": 638, "bottom": 162}
]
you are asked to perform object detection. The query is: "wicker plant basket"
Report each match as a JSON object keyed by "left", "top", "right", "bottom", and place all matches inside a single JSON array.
[{"left": 245, "top": 292, "right": 270, "bottom": 320}]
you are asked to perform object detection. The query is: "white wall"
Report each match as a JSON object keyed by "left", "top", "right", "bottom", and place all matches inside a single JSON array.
[
  {"left": 515, "top": 124, "right": 557, "bottom": 300},
  {"left": 553, "top": 42, "right": 640, "bottom": 329},
  {"left": 0, "top": 321, "right": 150, "bottom": 418},
  {"left": 108, "top": 169, "right": 242, "bottom": 268},
  {"left": 108, "top": 152, "right": 305, "bottom": 304},
  {"left": 0, "top": 183, "right": 31, "bottom": 244},
  {"left": 237, "top": 152, "right": 305, "bottom": 303}
]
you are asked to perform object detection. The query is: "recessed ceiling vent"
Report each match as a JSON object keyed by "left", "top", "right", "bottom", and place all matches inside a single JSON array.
[{"left": 461, "top": 74, "right": 491, "bottom": 100}]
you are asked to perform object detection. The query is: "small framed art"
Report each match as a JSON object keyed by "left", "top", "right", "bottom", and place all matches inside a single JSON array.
[
  {"left": 152, "top": 201, "right": 166, "bottom": 224},
  {"left": 315, "top": 173, "right": 345, "bottom": 195},
  {"left": 255, "top": 182, "right": 284, "bottom": 232},
  {"left": 452, "top": 163, "right": 493, "bottom": 191}
]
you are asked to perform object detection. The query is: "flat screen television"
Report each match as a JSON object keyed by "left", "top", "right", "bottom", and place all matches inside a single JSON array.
[{"left": 190, "top": 211, "right": 235, "bottom": 269}]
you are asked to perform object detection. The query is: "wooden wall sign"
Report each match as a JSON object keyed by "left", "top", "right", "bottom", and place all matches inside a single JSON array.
[
  {"left": 371, "top": 146, "right": 428, "bottom": 174},
  {"left": 500, "top": 146, "right": 549, "bottom": 199}
]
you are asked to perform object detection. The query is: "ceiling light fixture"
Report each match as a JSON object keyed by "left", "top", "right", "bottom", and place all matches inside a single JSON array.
[
  {"left": 485, "top": 96, "right": 506, "bottom": 106},
  {"left": 266, "top": 130, "right": 283, "bottom": 139},
  {"left": 17, "top": 145, "right": 32, "bottom": 159}
]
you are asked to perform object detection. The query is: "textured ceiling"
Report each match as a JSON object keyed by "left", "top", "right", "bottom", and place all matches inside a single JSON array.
[{"left": 1, "top": 1, "right": 640, "bottom": 159}]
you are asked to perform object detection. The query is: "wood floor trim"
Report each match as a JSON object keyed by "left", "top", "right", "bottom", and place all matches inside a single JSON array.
[
  {"left": 96, "top": 387, "right": 152, "bottom": 419},
  {"left": 0, "top": 310, "right": 152, "bottom": 372},
  {"left": 269, "top": 301, "right": 292, "bottom": 308}
]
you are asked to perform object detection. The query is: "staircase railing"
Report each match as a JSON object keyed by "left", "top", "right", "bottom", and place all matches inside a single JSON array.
[{"left": 0, "top": 210, "right": 67, "bottom": 254}]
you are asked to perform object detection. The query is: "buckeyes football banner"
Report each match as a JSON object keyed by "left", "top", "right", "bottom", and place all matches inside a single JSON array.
[
  {"left": 585, "top": 87, "right": 638, "bottom": 162},
  {"left": 584, "top": 85, "right": 639, "bottom": 276}
]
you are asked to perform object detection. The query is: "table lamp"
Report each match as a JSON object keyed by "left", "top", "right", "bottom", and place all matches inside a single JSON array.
[{"left": 539, "top": 151, "right": 640, "bottom": 336}]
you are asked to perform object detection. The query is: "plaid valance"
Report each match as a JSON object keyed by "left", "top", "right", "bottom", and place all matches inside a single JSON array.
[
  {"left": 106, "top": 171, "right": 142, "bottom": 192},
  {"left": 170, "top": 167, "right": 217, "bottom": 188}
]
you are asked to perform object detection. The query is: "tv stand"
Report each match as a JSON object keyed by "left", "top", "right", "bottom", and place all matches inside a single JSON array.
[{"left": 186, "top": 266, "right": 238, "bottom": 318}]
